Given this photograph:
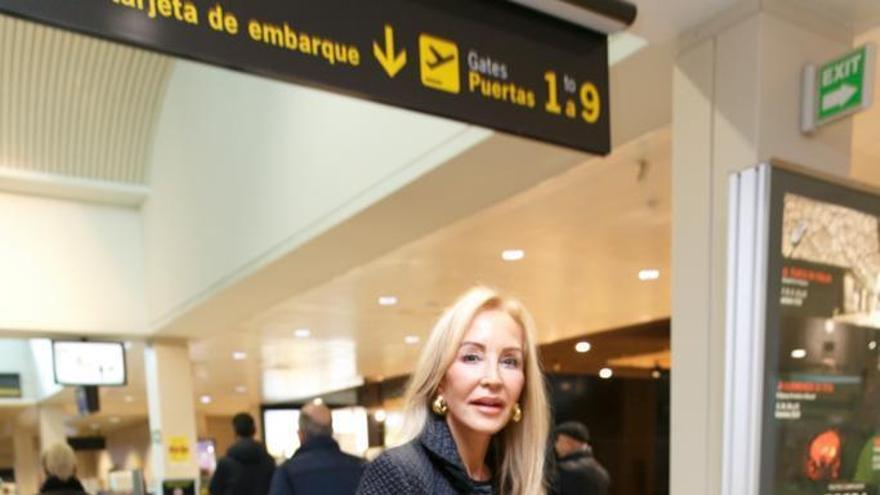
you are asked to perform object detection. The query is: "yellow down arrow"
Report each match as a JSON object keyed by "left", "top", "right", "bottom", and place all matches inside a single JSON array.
[{"left": 373, "top": 25, "right": 407, "bottom": 78}]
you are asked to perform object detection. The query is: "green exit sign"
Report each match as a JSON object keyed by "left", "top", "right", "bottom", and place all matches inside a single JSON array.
[{"left": 802, "top": 44, "right": 875, "bottom": 132}]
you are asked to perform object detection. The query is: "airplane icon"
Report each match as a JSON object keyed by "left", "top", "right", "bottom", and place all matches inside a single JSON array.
[{"left": 426, "top": 46, "right": 456, "bottom": 69}]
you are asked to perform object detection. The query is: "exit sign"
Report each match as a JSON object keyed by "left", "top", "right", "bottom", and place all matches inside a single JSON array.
[{"left": 802, "top": 44, "right": 876, "bottom": 132}]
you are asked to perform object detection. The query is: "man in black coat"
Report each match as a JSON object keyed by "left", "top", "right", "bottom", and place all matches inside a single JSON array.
[
  {"left": 268, "top": 402, "right": 364, "bottom": 495},
  {"left": 553, "top": 422, "right": 610, "bottom": 495},
  {"left": 209, "top": 413, "right": 276, "bottom": 495}
]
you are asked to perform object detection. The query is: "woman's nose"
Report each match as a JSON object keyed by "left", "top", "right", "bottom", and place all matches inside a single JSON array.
[{"left": 480, "top": 364, "right": 502, "bottom": 387}]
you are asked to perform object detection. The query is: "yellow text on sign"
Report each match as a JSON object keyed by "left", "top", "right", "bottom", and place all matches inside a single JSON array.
[
  {"left": 167, "top": 436, "right": 191, "bottom": 463},
  {"left": 419, "top": 34, "right": 460, "bottom": 94}
]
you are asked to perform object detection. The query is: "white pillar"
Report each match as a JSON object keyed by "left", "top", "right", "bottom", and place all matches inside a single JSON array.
[
  {"left": 671, "top": 9, "right": 853, "bottom": 495},
  {"left": 37, "top": 405, "right": 68, "bottom": 452},
  {"left": 12, "top": 427, "right": 39, "bottom": 495},
  {"left": 144, "top": 341, "right": 199, "bottom": 495}
]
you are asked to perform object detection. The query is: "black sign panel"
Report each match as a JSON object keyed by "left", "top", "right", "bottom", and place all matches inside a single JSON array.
[
  {"left": 0, "top": 0, "right": 610, "bottom": 154},
  {"left": 162, "top": 479, "right": 195, "bottom": 495},
  {"left": 0, "top": 374, "right": 21, "bottom": 398}
]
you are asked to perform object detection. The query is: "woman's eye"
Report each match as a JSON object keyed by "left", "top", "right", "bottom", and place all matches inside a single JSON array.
[
  {"left": 501, "top": 356, "right": 521, "bottom": 368},
  {"left": 462, "top": 353, "right": 482, "bottom": 363}
]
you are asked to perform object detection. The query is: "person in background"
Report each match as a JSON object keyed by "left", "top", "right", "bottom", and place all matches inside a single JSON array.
[
  {"left": 40, "top": 442, "right": 87, "bottom": 495},
  {"left": 209, "top": 413, "right": 275, "bottom": 495},
  {"left": 268, "top": 402, "right": 364, "bottom": 495},
  {"left": 553, "top": 421, "right": 610, "bottom": 495},
  {"left": 357, "top": 286, "right": 551, "bottom": 494}
]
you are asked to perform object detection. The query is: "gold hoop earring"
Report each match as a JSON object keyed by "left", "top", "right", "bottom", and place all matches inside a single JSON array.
[
  {"left": 511, "top": 403, "right": 522, "bottom": 423},
  {"left": 432, "top": 395, "right": 448, "bottom": 416}
]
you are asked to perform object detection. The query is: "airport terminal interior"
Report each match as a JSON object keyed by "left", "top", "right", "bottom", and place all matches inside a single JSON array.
[{"left": 1, "top": 0, "right": 880, "bottom": 494}]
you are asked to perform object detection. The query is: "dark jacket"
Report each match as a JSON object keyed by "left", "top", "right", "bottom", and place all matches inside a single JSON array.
[
  {"left": 555, "top": 447, "right": 609, "bottom": 495},
  {"left": 209, "top": 438, "right": 276, "bottom": 495},
  {"left": 268, "top": 435, "right": 364, "bottom": 495},
  {"left": 357, "top": 415, "right": 495, "bottom": 495},
  {"left": 39, "top": 476, "right": 87, "bottom": 495}
]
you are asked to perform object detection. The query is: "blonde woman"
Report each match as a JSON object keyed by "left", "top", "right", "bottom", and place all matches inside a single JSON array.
[
  {"left": 357, "top": 286, "right": 550, "bottom": 494},
  {"left": 40, "top": 442, "right": 86, "bottom": 494}
]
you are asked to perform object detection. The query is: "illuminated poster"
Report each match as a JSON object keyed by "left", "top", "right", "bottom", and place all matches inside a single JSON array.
[{"left": 764, "top": 169, "right": 880, "bottom": 495}]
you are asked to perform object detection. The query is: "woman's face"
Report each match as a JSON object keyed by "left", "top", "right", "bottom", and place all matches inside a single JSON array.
[{"left": 440, "top": 308, "right": 526, "bottom": 436}]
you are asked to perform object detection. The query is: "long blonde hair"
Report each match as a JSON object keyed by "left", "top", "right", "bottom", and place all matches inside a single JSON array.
[{"left": 401, "top": 286, "right": 550, "bottom": 495}]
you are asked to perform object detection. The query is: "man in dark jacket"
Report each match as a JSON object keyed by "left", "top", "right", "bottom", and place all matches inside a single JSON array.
[
  {"left": 209, "top": 413, "right": 276, "bottom": 495},
  {"left": 553, "top": 421, "right": 610, "bottom": 495},
  {"left": 268, "top": 402, "right": 364, "bottom": 495}
]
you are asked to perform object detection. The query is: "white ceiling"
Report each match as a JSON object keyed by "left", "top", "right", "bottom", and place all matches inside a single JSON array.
[
  {"left": 0, "top": 15, "right": 170, "bottom": 186},
  {"left": 188, "top": 126, "right": 671, "bottom": 403}
]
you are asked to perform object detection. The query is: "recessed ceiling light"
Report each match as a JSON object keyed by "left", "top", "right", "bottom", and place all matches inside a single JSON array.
[
  {"left": 501, "top": 249, "right": 525, "bottom": 261},
  {"left": 200, "top": 395, "right": 212, "bottom": 404},
  {"left": 378, "top": 296, "right": 398, "bottom": 306},
  {"left": 790, "top": 349, "right": 807, "bottom": 359},
  {"left": 824, "top": 320, "right": 835, "bottom": 333},
  {"left": 109, "top": 417, "right": 120, "bottom": 424},
  {"left": 374, "top": 409, "right": 387, "bottom": 423},
  {"left": 294, "top": 328, "right": 311, "bottom": 338},
  {"left": 124, "top": 395, "right": 134, "bottom": 403},
  {"left": 235, "top": 386, "right": 247, "bottom": 393},
  {"left": 638, "top": 269, "right": 660, "bottom": 281},
  {"left": 870, "top": 341, "right": 878, "bottom": 351},
  {"left": 599, "top": 367, "right": 613, "bottom": 379},
  {"left": 232, "top": 351, "right": 247, "bottom": 360},
  {"left": 575, "top": 341, "right": 591, "bottom": 353},
  {"left": 404, "top": 335, "right": 420, "bottom": 345}
]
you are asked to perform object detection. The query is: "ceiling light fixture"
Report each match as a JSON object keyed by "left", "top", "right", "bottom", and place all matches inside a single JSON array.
[
  {"left": 200, "top": 395, "right": 212, "bottom": 404},
  {"left": 404, "top": 335, "right": 420, "bottom": 345},
  {"left": 501, "top": 249, "right": 525, "bottom": 261},
  {"left": 869, "top": 341, "right": 877, "bottom": 351},
  {"left": 824, "top": 320, "right": 835, "bottom": 333},
  {"left": 638, "top": 269, "right": 660, "bottom": 281},
  {"left": 599, "top": 367, "right": 613, "bottom": 379},
  {"left": 575, "top": 341, "right": 591, "bottom": 353},
  {"left": 294, "top": 328, "right": 311, "bottom": 338},
  {"left": 232, "top": 351, "right": 247, "bottom": 360},
  {"left": 378, "top": 296, "right": 398, "bottom": 306},
  {"left": 790, "top": 349, "right": 807, "bottom": 359}
]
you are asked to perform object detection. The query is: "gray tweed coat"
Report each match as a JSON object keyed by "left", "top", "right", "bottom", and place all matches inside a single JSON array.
[{"left": 357, "top": 415, "right": 496, "bottom": 494}]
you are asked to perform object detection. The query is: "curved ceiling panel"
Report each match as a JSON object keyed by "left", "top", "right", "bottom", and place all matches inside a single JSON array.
[{"left": 0, "top": 14, "right": 172, "bottom": 185}]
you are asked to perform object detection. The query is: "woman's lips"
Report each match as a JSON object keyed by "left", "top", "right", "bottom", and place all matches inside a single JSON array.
[{"left": 470, "top": 398, "right": 505, "bottom": 415}]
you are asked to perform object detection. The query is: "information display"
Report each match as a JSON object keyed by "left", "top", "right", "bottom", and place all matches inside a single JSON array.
[
  {"left": 0, "top": 0, "right": 611, "bottom": 154},
  {"left": 263, "top": 406, "right": 368, "bottom": 459},
  {"left": 763, "top": 168, "right": 880, "bottom": 494},
  {"left": 53, "top": 341, "right": 127, "bottom": 386}
]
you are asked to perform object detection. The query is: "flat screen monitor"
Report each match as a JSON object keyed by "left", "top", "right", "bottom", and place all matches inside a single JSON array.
[
  {"left": 52, "top": 341, "right": 126, "bottom": 386},
  {"left": 263, "top": 406, "right": 368, "bottom": 459}
]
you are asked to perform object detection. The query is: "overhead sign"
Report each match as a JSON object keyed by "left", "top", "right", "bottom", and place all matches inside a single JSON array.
[
  {"left": 802, "top": 44, "right": 876, "bottom": 132},
  {"left": 0, "top": 374, "right": 22, "bottom": 398},
  {"left": 0, "top": 0, "right": 611, "bottom": 154}
]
